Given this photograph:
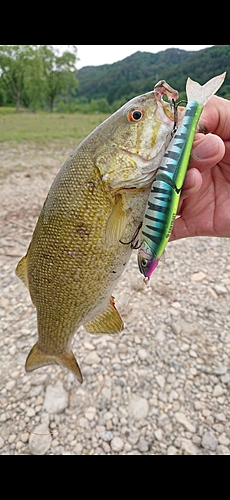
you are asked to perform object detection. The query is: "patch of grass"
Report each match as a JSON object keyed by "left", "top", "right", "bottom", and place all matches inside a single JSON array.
[
  {"left": 0, "top": 107, "right": 16, "bottom": 115},
  {"left": 0, "top": 112, "right": 109, "bottom": 144}
]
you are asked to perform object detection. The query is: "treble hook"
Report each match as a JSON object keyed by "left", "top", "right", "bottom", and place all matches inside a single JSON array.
[
  {"left": 119, "top": 222, "right": 142, "bottom": 249},
  {"left": 171, "top": 99, "right": 188, "bottom": 136}
]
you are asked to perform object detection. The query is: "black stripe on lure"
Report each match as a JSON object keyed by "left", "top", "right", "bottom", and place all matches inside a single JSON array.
[{"left": 138, "top": 72, "right": 226, "bottom": 282}]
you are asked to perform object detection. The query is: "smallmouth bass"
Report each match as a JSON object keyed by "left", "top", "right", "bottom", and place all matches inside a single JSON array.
[{"left": 16, "top": 80, "right": 181, "bottom": 382}]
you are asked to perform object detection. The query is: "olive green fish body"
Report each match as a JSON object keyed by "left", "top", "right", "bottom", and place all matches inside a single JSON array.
[{"left": 16, "top": 82, "right": 178, "bottom": 382}]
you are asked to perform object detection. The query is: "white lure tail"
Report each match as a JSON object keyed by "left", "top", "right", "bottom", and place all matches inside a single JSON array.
[{"left": 186, "top": 72, "right": 226, "bottom": 106}]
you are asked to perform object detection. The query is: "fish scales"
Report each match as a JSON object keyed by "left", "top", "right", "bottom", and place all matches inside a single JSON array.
[
  {"left": 27, "top": 148, "right": 123, "bottom": 340},
  {"left": 16, "top": 81, "right": 180, "bottom": 382}
]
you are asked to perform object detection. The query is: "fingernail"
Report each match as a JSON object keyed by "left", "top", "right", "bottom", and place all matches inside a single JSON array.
[
  {"left": 198, "top": 122, "right": 207, "bottom": 134},
  {"left": 192, "top": 137, "right": 219, "bottom": 160}
]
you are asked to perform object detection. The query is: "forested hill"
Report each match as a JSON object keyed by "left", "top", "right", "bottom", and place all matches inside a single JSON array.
[{"left": 76, "top": 45, "right": 230, "bottom": 106}]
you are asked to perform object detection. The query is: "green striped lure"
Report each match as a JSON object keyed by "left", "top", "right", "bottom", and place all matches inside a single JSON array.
[{"left": 138, "top": 73, "right": 226, "bottom": 281}]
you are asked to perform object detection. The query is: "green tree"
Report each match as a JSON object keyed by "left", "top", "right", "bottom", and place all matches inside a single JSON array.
[
  {"left": 0, "top": 45, "right": 36, "bottom": 111},
  {"left": 21, "top": 47, "right": 47, "bottom": 110},
  {"left": 39, "top": 45, "right": 79, "bottom": 112},
  {"left": 0, "top": 45, "right": 79, "bottom": 112}
]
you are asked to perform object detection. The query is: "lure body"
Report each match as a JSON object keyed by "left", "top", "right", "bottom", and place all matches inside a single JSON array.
[{"left": 138, "top": 73, "right": 226, "bottom": 280}]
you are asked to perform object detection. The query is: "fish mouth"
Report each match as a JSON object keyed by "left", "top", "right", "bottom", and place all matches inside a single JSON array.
[
  {"left": 154, "top": 81, "right": 186, "bottom": 126},
  {"left": 154, "top": 80, "right": 179, "bottom": 102}
]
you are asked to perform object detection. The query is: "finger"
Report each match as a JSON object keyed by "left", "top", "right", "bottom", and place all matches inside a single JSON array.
[
  {"left": 199, "top": 95, "right": 230, "bottom": 140},
  {"left": 189, "top": 133, "right": 225, "bottom": 171},
  {"left": 222, "top": 140, "right": 230, "bottom": 164},
  {"left": 176, "top": 169, "right": 202, "bottom": 215},
  {"left": 170, "top": 216, "right": 192, "bottom": 241},
  {"left": 181, "top": 168, "right": 202, "bottom": 198}
]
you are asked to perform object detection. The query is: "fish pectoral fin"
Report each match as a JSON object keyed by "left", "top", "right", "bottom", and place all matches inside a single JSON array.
[
  {"left": 15, "top": 254, "right": 29, "bottom": 288},
  {"left": 84, "top": 296, "right": 124, "bottom": 335},
  {"left": 25, "top": 342, "right": 83, "bottom": 383},
  {"left": 105, "top": 196, "right": 131, "bottom": 248}
]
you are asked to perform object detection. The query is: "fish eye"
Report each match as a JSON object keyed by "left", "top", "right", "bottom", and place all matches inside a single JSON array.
[
  {"left": 141, "top": 258, "right": 148, "bottom": 267},
  {"left": 128, "top": 109, "right": 143, "bottom": 122}
]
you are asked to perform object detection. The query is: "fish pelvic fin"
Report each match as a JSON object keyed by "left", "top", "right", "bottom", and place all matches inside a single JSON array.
[
  {"left": 105, "top": 196, "right": 131, "bottom": 248},
  {"left": 84, "top": 296, "right": 124, "bottom": 335},
  {"left": 15, "top": 254, "right": 29, "bottom": 288},
  {"left": 186, "top": 72, "right": 226, "bottom": 107},
  {"left": 25, "top": 342, "right": 83, "bottom": 383}
]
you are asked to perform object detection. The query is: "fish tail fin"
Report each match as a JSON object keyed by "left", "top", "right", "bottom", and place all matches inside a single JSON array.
[
  {"left": 15, "top": 254, "right": 29, "bottom": 288},
  {"left": 25, "top": 343, "right": 83, "bottom": 383},
  {"left": 186, "top": 72, "right": 226, "bottom": 106}
]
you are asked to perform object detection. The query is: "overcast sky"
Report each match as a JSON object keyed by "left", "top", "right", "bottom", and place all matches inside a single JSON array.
[{"left": 54, "top": 45, "right": 214, "bottom": 69}]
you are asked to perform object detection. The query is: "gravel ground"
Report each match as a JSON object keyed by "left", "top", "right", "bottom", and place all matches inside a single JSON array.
[{"left": 0, "top": 142, "right": 230, "bottom": 455}]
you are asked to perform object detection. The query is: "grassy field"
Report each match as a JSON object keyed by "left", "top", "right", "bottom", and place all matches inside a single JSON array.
[
  {"left": 0, "top": 111, "right": 110, "bottom": 179},
  {"left": 0, "top": 111, "right": 109, "bottom": 145}
]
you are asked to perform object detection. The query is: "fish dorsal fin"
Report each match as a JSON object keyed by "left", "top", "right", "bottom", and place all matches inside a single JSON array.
[
  {"left": 105, "top": 196, "right": 131, "bottom": 248},
  {"left": 15, "top": 254, "right": 29, "bottom": 289},
  {"left": 84, "top": 296, "right": 124, "bottom": 335},
  {"left": 25, "top": 342, "right": 83, "bottom": 383}
]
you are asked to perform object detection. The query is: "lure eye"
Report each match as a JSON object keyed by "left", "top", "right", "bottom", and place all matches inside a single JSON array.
[
  {"left": 128, "top": 109, "right": 143, "bottom": 122},
  {"left": 141, "top": 258, "right": 148, "bottom": 267}
]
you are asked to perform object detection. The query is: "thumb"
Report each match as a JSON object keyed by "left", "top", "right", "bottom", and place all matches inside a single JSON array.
[{"left": 190, "top": 133, "right": 225, "bottom": 170}]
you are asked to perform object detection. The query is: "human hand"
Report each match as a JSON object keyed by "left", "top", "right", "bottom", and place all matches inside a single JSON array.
[{"left": 171, "top": 95, "right": 230, "bottom": 240}]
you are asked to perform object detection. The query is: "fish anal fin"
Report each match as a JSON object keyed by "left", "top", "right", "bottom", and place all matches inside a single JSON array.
[
  {"left": 25, "top": 342, "right": 83, "bottom": 383},
  {"left": 84, "top": 296, "right": 124, "bottom": 335},
  {"left": 15, "top": 254, "right": 29, "bottom": 288},
  {"left": 106, "top": 196, "right": 131, "bottom": 248}
]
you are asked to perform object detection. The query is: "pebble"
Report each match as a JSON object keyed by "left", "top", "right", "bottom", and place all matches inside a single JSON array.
[
  {"left": 43, "top": 381, "right": 69, "bottom": 414},
  {"left": 155, "top": 375, "right": 165, "bottom": 389},
  {"left": 9, "top": 434, "right": 17, "bottom": 444},
  {"left": 100, "top": 431, "right": 113, "bottom": 442},
  {"left": 29, "top": 424, "right": 52, "bottom": 455},
  {"left": 218, "top": 434, "right": 230, "bottom": 446},
  {"left": 6, "top": 380, "right": 16, "bottom": 391},
  {"left": 155, "top": 429, "right": 163, "bottom": 442},
  {"left": 110, "top": 437, "right": 124, "bottom": 453},
  {"left": 212, "top": 384, "right": 224, "bottom": 397},
  {"left": 138, "top": 349, "right": 148, "bottom": 361},
  {"left": 215, "top": 413, "right": 226, "bottom": 422},
  {"left": 155, "top": 329, "right": 165, "bottom": 342},
  {"left": 214, "top": 284, "right": 228, "bottom": 295},
  {"left": 21, "top": 433, "right": 29, "bottom": 443},
  {"left": 175, "top": 413, "right": 196, "bottom": 433},
  {"left": 181, "top": 439, "right": 198, "bottom": 455},
  {"left": 74, "top": 443, "right": 83, "bottom": 455},
  {"left": 201, "top": 432, "right": 218, "bottom": 451},
  {"left": 85, "top": 407, "right": 97, "bottom": 421},
  {"left": 1, "top": 159, "right": 230, "bottom": 456},
  {"left": 167, "top": 446, "right": 178, "bottom": 455},
  {"left": 170, "top": 322, "right": 182, "bottom": 335},
  {"left": 158, "top": 413, "right": 170, "bottom": 428},
  {"left": 191, "top": 271, "right": 206, "bottom": 281},
  {"left": 216, "top": 445, "right": 230, "bottom": 455},
  {"left": 137, "top": 439, "right": 149, "bottom": 453},
  {"left": 128, "top": 395, "right": 149, "bottom": 421},
  {"left": 84, "top": 352, "right": 101, "bottom": 365}
]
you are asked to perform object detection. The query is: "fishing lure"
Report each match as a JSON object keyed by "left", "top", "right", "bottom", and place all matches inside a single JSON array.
[{"left": 138, "top": 73, "right": 226, "bottom": 281}]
